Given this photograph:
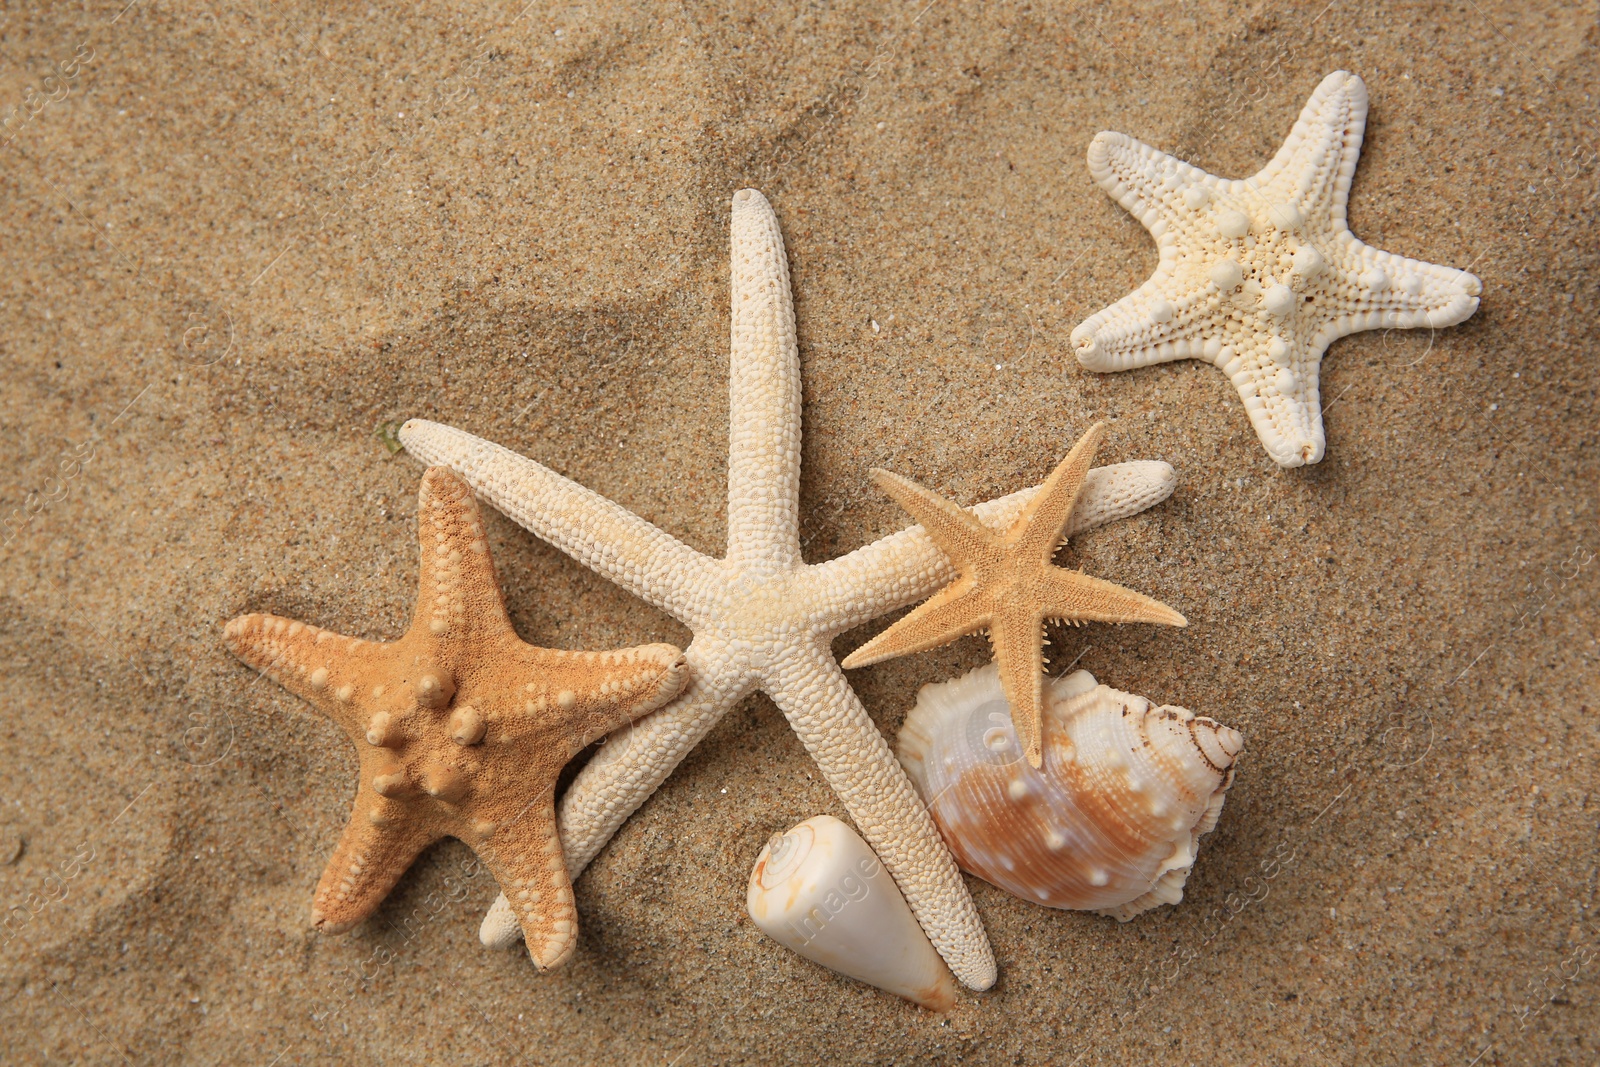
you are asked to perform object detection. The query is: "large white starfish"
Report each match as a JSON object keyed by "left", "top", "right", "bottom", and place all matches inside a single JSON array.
[
  {"left": 1071, "top": 70, "right": 1481, "bottom": 468},
  {"left": 401, "top": 189, "right": 1179, "bottom": 990}
]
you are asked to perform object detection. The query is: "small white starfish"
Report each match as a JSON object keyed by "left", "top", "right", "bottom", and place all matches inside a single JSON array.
[
  {"left": 1071, "top": 70, "right": 1481, "bottom": 468},
  {"left": 401, "top": 190, "right": 1179, "bottom": 990}
]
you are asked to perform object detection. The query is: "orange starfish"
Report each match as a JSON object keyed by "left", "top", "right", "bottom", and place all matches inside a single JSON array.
[
  {"left": 842, "top": 423, "right": 1185, "bottom": 767},
  {"left": 223, "top": 467, "right": 687, "bottom": 970}
]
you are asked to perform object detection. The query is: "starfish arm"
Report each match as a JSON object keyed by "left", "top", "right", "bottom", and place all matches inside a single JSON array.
[
  {"left": 1042, "top": 569, "right": 1187, "bottom": 627},
  {"left": 768, "top": 640, "right": 997, "bottom": 991},
  {"left": 222, "top": 613, "right": 382, "bottom": 734},
  {"left": 726, "top": 189, "right": 804, "bottom": 573},
  {"left": 477, "top": 799, "right": 582, "bottom": 971},
  {"left": 478, "top": 888, "right": 523, "bottom": 950},
  {"left": 810, "top": 461, "right": 1177, "bottom": 635},
  {"left": 1073, "top": 132, "right": 1229, "bottom": 372},
  {"left": 840, "top": 583, "right": 993, "bottom": 669},
  {"left": 399, "top": 418, "right": 720, "bottom": 625},
  {"left": 986, "top": 608, "right": 1047, "bottom": 768},
  {"left": 1070, "top": 285, "right": 1220, "bottom": 374},
  {"left": 311, "top": 802, "right": 436, "bottom": 933},
  {"left": 1084, "top": 129, "right": 1222, "bottom": 246},
  {"left": 1312, "top": 234, "right": 1482, "bottom": 338},
  {"left": 1248, "top": 70, "right": 1367, "bottom": 227},
  {"left": 1215, "top": 336, "right": 1329, "bottom": 468},
  {"left": 865, "top": 468, "right": 999, "bottom": 567},
  {"left": 479, "top": 645, "right": 756, "bottom": 950},
  {"left": 509, "top": 644, "right": 689, "bottom": 747},
  {"left": 411, "top": 466, "right": 517, "bottom": 640},
  {"left": 1012, "top": 423, "right": 1104, "bottom": 562}
]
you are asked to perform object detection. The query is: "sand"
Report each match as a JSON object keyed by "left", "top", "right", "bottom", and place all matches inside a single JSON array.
[{"left": 1, "top": 1, "right": 1596, "bottom": 1063}]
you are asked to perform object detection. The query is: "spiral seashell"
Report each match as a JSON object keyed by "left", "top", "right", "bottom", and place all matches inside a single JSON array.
[
  {"left": 897, "top": 663, "right": 1241, "bottom": 920},
  {"left": 746, "top": 815, "right": 957, "bottom": 1011}
]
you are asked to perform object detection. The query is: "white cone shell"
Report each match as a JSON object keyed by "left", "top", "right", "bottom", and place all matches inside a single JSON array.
[
  {"left": 897, "top": 663, "right": 1241, "bottom": 920},
  {"left": 746, "top": 815, "right": 958, "bottom": 1011}
]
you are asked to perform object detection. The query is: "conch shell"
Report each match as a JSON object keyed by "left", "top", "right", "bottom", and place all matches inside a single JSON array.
[
  {"left": 746, "top": 815, "right": 957, "bottom": 1011},
  {"left": 897, "top": 663, "right": 1241, "bottom": 919}
]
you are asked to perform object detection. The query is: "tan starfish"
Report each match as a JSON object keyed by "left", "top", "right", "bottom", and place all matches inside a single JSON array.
[
  {"left": 842, "top": 423, "right": 1186, "bottom": 767},
  {"left": 222, "top": 466, "right": 688, "bottom": 970}
]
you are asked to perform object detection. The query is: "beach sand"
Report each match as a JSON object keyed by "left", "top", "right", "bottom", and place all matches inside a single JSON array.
[{"left": 1, "top": 1, "right": 1596, "bottom": 1063}]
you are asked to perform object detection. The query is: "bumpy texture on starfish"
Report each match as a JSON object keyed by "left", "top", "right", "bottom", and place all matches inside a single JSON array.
[
  {"left": 1071, "top": 70, "right": 1481, "bottom": 467},
  {"left": 223, "top": 467, "right": 688, "bottom": 971},
  {"left": 842, "top": 423, "right": 1186, "bottom": 768},
  {"left": 401, "top": 190, "right": 1180, "bottom": 991}
]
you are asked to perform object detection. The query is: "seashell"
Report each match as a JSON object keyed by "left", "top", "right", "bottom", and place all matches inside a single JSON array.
[
  {"left": 746, "top": 815, "right": 957, "bottom": 1011},
  {"left": 897, "top": 663, "right": 1241, "bottom": 920}
]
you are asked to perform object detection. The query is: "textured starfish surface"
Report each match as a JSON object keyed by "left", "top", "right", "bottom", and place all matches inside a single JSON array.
[
  {"left": 400, "top": 189, "right": 1180, "bottom": 991},
  {"left": 222, "top": 467, "right": 688, "bottom": 971},
  {"left": 842, "top": 423, "right": 1186, "bottom": 768},
  {"left": 1071, "top": 70, "right": 1481, "bottom": 468}
]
